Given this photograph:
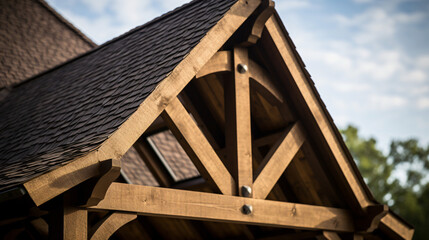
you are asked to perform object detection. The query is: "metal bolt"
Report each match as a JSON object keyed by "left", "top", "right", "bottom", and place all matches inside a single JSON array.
[
  {"left": 237, "top": 63, "right": 248, "bottom": 74},
  {"left": 241, "top": 185, "right": 252, "bottom": 197},
  {"left": 242, "top": 204, "right": 253, "bottom": 215}
]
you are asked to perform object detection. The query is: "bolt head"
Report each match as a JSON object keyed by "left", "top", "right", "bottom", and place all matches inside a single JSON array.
[
  {"left": 241, "top": 185, "right": 252, "bottom": 197},
  {"left": 237, "top": 63, "right": 248, "bottom": 74},
  {"left": 242, "top": 204, "right": 253, "bottom": 215}
]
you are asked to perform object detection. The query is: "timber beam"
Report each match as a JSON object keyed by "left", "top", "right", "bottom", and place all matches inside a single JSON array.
[
  {"left": 22, "top": 0, "right": 262, "bottom": 207},
  {"left": 253, "top": 122, "right": 305, "bottom": 199},
  {"left": 91, "top": 183, "right": 355, "bottom": 232},
  {"left": 162, "top": 97, "right": 236, "bottom": 195},
  {"left": 89, "top": 212, "right": 137, "bottom": 240},
  {"left": 246, "top": 0, "right": 275, "bottom": 45},
  {"left": 196, "top": 51, "right": 285, "bottom": 106},
  {"left": 380, "top": 213, "right": 414, "bottom": 240},
  {"left": 264, "top": 14, "right": 374, "bottom": 210},
  {"left": 356, "top": 204, "right": 388, "bottom": 232},
  {"left": 225, "top": 46, "right": 254, "bottom": 196},
  {"left": 49, "top": 204, "right": 87, "bottom": 240},
  {"left": 83, "top": 159, "right": 121, "bottom": 206}
]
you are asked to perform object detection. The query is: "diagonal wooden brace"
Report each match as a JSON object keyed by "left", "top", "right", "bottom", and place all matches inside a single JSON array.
[
  {"left": 82, "top": 159, "right": 121, "bottom": 207},
  {"left": 245, "top": 0, "right": 275, "bottom": 45}
]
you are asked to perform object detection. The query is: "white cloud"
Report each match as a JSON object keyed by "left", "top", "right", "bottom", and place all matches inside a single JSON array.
[
  {"left": 45, "top": 0, "right": 429, "bottom": 146},
  {"left": 323, "top": 51, "right": 353, "bottom": 71},
  {"left": 47, "top": 0, "right": 190, "bottom": 44},
  {"left": 401, "top": 69, "right": 427, "bottom": 83},
  {"left": 276, "top": 0, "right": 311, "bottom": 11},
  {"left": 334, "top": 6, "right": 425, "bottom": 44},
  {"left": 81, "top": 0, "right": 110, "bottom": 13},
  {"left": 111, "top": 0, "right": 157, "bottom": 26},
  {"left": 57, "top": 9, "right": 123, "bottom": 43},
  {"left": 159, "top": 0, "right": 189, "bottom": 10},
  {"left": 332, "top": 82, "right": 371, "bottom": 92},
  {"left": 369, "top": 95, "right": 408, "bottom": 110},
  {"left": 417, "top": 97, "right": 429, "bottom": 109},
  {"left": 395, "top": 12, "right": 425, "bottom": 24},
  {"left": 417, "top": 55, "right": 429, "bottom": 68},
  {"left": 409, "top": 85, "right": 429, "bottom": 95}
]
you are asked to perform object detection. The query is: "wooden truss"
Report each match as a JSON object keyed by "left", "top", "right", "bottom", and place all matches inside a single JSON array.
[
  {"left": 51, "top": 45, "right": 376, "bottom": 239},
  {"left": 20, "top": 0, "right": 413, "bottom": 239}
]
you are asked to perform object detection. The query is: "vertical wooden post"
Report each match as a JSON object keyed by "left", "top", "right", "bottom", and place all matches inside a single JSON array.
[
  {"left": 225, "top": 47, "right": 253, "bottom": 196},
  {"left": 49, "top": 197, "right": 88, "bottom": 240}
]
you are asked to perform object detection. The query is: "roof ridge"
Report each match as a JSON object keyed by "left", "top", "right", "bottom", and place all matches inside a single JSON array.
[
  {"left": 36, "top": 0, "right": 97, "bottom": 47},
  {"left": 12, "top": 0, "right": 204, "bottom": 89}
]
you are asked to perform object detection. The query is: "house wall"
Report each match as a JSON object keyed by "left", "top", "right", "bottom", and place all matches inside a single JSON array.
[{"left": 0, "top": 0, "right": 94, "bottom": 88}]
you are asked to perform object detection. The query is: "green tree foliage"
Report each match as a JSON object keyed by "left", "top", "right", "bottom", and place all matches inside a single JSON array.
[{"left": 341, "top": 125, "right": 429, "bottom": 240}]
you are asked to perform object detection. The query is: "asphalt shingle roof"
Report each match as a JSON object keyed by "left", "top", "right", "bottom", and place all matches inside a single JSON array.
[
  {"left": 0, "top": 0, "right": 95, "bottom": 88},
  {"left": 0, "top": 0, "right": 238, "bottom": 191}
]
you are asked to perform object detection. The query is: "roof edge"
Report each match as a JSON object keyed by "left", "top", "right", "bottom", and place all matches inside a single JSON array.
[
  {"left": 37, "top": 0, "right": 97, "bottom": 47},
  {"left": 23, "top": 0, "right": 262, "bottom": 206},
  {"left": 11, "top": 0, "right": 207, "bottom": 89},
  {"left": 0, "top": 186, "right": 27, "bottom": 204},
  {"left": 268, "top": 10, "right": 375, "bottom": 207},
  {"left": 268, "top": 10, "right": 413, "bottom": 237}
]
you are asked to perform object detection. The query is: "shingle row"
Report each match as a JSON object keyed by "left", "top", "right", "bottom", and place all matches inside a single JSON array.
[{"left": 0, "top": 0, "right": 238, "bottom": 191}]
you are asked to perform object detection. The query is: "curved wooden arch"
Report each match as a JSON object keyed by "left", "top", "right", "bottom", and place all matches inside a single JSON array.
[
  {"left": 246, "top": 0, "right": 275, "bottom": 45},
  {"left": 84, "top": 159, "right": 121, "bottom": 207},
  {"left": 196, "top": 51, "right": 284, "bottom": 105},
  {"left": 89, "top": 212, "right": 137, "bottom": 240}
]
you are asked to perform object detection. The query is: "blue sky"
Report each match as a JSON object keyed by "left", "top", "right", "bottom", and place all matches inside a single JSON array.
[{"left": 46, "top": 0, "right": 429, "bottom": 152}]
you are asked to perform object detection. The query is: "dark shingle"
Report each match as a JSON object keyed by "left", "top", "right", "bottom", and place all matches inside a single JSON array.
[
  {"left": 0, "top": 0, "right": 238, "bottom": 191},
  {"left": 0, "top": 0, "right": 95, "bottom": 88}
]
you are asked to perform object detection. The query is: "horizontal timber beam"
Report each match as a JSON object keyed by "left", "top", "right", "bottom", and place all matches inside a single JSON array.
[{"left": 91, "top": 183, "right": 355, "bottom": 232}]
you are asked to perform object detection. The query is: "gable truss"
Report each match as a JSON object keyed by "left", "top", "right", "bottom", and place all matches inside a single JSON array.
[
  {"left": 53, "top": 44, "right": 360, "bottom": 240},
  {"left": 84, "top": 43, "right": 376, "bottom": 239},
  {"left": 19, "top": 1, "right": 412, "bottom": 239}
]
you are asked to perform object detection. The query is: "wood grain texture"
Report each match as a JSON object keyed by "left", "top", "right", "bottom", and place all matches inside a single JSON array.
[
  {"left": 50, "top": 206, "right": 87, "bottom": 240},
  {"left": 248, "top": 59, "right": 284, "bottom": 105},
  {"left": 92, "top": 183, "right": 355, "bottom": 232},
  {"left": 90, "top": 212, "right": 137, "bottom": 240},
  {"left": 163, "top": 97, "right": 235, "bottom": 195},
  {"left": 84, "top": 159, "right": 121, "bottom": 206},
  {"left": 247, "top": 0, "right": 275, "bottom": 44},
  {"left": 232, "top": 47, "right": 253, "bottom": 195},
  {"left": 380, "top": 213, "right": 414, "bottom": 240},
  {"left": 196, "top": 51, "right": 232, "bottom": 79},
  {"left": 265, "top": 15, "right": 372, "bottom": 209},
  {"left": 253, "top": 123, "right": 305, "bottom": 199},
  {"left": 23, "top": 0, "right": 261, "bottom": 206},
  {"left": 196, "top": 50, "right": 284, "bottom": 105},
  {"left": 134, "top": 140, "right": 175, "bottom": 187}
]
